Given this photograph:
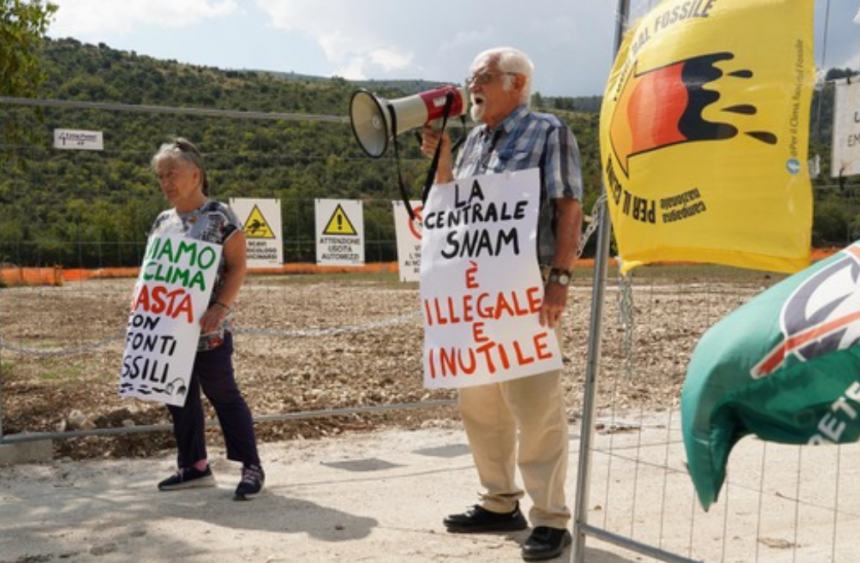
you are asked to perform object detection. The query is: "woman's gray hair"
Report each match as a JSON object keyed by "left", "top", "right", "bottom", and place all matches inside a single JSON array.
[
  {"left": 471, "top": 46, "right": 534, "bottom": 106},
  {"left": 151, "top": 137, "right": 210, "bottom": 195}
]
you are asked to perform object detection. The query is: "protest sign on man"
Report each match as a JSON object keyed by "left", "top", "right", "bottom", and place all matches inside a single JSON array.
[{"left": 420, "top": 168, "right": 562, "bottom": 389}]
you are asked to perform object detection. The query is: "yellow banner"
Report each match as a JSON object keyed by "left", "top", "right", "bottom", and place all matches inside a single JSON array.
[{"left": 600, "top": 0, "right": 814, "bottom": 273}]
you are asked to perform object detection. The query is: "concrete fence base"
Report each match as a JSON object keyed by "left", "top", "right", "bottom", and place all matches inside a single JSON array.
[{"left": 0, "top": 440, "right": 53, "bottom": 465}]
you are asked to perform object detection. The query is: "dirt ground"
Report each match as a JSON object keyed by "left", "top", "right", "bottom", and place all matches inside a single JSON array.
[
  {"left": 6, "top": 269, "right": 823, "bottom": 562},
  {"left": 0, "top": 270, "right": 768, "bottom": 460},
  {"left": 2, "top": 415, "right": 858, "bottom": 563}
]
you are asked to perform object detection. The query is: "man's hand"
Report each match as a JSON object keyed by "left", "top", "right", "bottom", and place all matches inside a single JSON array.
[
  {"left": 420, "top": 125, "right": 454, "bottom": 184},
  {"left": 539, "top": 282, "right": 569, "bottom": 328},
  {"left": 420, "top": 125, "right": 451, "bottom": 157},
  {"left": 540, "top": 198, "right": 580, "bottom": 328}
]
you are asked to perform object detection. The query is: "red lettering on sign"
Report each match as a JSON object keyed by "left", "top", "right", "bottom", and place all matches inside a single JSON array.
[
  {"left": 472, "top": 321, "right": 489, "bottom": 343},
  {"left": 132, "top": 284, "right": 194, "bottom": 323},
  {"left": 466, "top": 260, "right": 479, "bottom": 289}
]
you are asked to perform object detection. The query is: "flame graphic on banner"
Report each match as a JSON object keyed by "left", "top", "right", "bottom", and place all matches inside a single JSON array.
[{"left": 609, "top": 52, "right": 778, "bottom": 176}]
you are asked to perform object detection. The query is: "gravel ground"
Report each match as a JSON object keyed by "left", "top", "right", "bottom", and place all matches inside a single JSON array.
[
  {"left": 3, "top": 416, "right": 857, "bottom": 563},
  {"left": 0, "top": 270, "right": 768, "bottom": 459},
  {"left": 10, "top": 269, "right": 849, "bottom": 563}
]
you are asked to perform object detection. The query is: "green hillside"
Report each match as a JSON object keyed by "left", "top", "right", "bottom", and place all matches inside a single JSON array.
[
  {"left": 0, "top": 38, "right": 602, "bottom": 267},
  {"left": 0, "top": 38, "right": 856, "bottom": 268}
]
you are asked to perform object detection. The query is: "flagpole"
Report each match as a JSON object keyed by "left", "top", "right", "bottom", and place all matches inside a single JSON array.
[{"left": 571, "top": 1, "right": 629, "bottom": 562}]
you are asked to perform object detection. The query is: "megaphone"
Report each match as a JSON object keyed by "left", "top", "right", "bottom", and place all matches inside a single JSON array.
[{"left": 349, "top": 84, "right": 467, "bottom": 158}]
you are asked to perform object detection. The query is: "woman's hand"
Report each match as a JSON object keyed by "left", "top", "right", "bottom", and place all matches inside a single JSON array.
[
  {"left": 200, "top": 302, "right": 229, "bottom": 334},
  {"left": 200, "top": 229, "right": 247, "bottom": 335}
]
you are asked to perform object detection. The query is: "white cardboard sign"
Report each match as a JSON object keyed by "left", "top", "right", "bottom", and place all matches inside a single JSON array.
[
  {"left": 119, "top": 233, "right": 221, "bottom": 406},
  {"left": 420, "top": 168, "right": 562, "bottom": 389}
]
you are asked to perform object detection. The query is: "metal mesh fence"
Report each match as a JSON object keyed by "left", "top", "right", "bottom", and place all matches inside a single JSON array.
[
  {"left": 2, "top": 61, "right": 859, "bottom": 559},
  {"left": 0, "top": 271, "right": 450, "bottom": 448},
  {"left": 0, "top": 197, "right": 405, "bottom": 268},
  {"left": 575, "top": 269, "right": 860, "bottom": 562},
  {"left": 0, "top": 95, "right": 432, "bottom": 269},
  {"left": 3, "top": 225, "right": 860, "bottom": 561}
]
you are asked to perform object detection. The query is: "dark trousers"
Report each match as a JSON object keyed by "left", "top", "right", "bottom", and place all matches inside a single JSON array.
[{"left": 167, "top": 333, "right": 261, "bottom": 468}]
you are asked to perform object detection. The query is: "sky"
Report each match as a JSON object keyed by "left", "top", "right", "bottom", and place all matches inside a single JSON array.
[{"left": 46, "top": 0, "right": 860, "bottom": 98}]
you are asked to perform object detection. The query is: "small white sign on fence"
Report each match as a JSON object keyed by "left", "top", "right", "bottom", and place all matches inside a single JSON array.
[
  {"left": 832, "top": 79, "right": 860, "bottom": 178},
  {"left": 229, "top": 198, "right": 283, "bottom": 267},
  {"left": 315, "top": 198, "right": 364, "bottom": 265},
  {"left": 53, "top": 129, "right": 104, "bottom": 151},
  {"left": 392, "top": 200, "right": 422, "bottom": 282}
]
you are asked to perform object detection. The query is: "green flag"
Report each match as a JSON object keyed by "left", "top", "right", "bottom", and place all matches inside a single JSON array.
[{"left": 682, "top": 243, "right": 860, "bottom": 510}]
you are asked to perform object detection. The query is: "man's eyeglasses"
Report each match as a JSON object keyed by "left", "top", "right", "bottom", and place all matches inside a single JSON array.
[{"left": 465, "top": 71, "right": 517, "bottom": 88}]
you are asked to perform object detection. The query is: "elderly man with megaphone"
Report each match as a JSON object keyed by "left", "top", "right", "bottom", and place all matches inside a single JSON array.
[{"left": 421, "top": 47, "right": 583, "bottom": 561}]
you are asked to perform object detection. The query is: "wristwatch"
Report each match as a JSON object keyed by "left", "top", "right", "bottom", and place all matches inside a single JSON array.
[{"left": 546, "top": 267, "right": 572, "bottom": 287}]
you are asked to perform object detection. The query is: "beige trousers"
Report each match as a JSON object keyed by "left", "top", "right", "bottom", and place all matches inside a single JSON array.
[{"left": 458, "top": 369, "right": 571, "bottom": 529}]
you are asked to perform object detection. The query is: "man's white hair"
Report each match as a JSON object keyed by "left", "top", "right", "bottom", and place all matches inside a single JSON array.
[{"left": 470, "top": 46, "right": 534, "bottom": 105}]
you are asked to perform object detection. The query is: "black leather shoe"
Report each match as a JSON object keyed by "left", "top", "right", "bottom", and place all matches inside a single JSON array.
[
  {"left": 521, "top": 526, "right": 572, "bottom": 561},
  {"left": 443, "top": 503, "right": 528, "bottom": 533}
]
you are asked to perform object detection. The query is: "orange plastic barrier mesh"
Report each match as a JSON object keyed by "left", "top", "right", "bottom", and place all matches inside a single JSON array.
[
  {"left": 810, "top": 247, "right": 840, "bottom": 262},
  {"left": 247, "top": 262, "right": 399, "bottom": 275},
  {"left": 0, "top": 251, "right": 842, "bottom": 288},
  {"left": 63, "top": 263, "right": 400, "bottom": 281},
  {"left": 0, "top": 267, "right": 63, "bottom": 287},
  {"left": 61, "top": 267, "right": 141, "bottom": 282}
]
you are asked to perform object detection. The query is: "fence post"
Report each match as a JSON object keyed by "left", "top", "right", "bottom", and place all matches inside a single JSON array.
[
  {"left": 0, "top": 348, "right": 4, "bottom": 440},
  {"left": 77, "top": 211, "right": 83, "bottom": 268},
  {"left": 572, "top": 1, "right": 628, "bottom": 561},
  {"left": 572, "top": 196, "right": 612, "bottom": 562}
]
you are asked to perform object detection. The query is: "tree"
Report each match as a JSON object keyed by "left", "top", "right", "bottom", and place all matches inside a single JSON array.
[
  {"left": 824, "top": 68, "right": 859, "bottom": 81},
  {"left": 0, "top": 0, "right": 57, "bottom": 144},
  {"left": 0, "top": 0, "right": 56, "bottom": 95}
]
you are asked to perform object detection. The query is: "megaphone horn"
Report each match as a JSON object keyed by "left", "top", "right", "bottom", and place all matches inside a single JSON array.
[{"left": 349, "top": 84, "right": 467, "bottom": 159}]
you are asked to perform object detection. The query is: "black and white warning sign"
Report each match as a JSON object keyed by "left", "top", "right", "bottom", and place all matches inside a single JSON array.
[
  {"left": 315, "top": 199, "right": 364, "bottom": 265},
  {"left": 392, "top": 200, "right": 422, "bottom": 282},
  {"left": 229, "top": 198, "right": 283, "bottom": 267}
]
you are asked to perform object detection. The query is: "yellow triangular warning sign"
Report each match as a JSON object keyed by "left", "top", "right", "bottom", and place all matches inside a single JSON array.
[
  {"left": 323, "top": 204, "right": 358, "bottom": 236},
  {"left": 242, "top": 205, "right": 276, "bottom": 239}
]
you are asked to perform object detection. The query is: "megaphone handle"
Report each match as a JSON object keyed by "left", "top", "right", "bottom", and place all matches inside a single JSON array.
[
  {"left": 421, "top": 92, "right": 455, "bottom": 205},
  {"left": 388, "top": 104, "right": 417, "bottom": 222},
  {"left": 451, "top": 115, "right": 468, "bottom": 153}
]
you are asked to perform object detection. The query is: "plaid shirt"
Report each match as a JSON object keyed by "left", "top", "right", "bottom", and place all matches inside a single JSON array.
[{"left": 453, "top": 104, "right": 583, "bottom": 266}]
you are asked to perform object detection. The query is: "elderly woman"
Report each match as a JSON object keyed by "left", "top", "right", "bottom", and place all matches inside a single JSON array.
[{"left": 149, "top": 137, "right": 264, "bottom": 500}]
